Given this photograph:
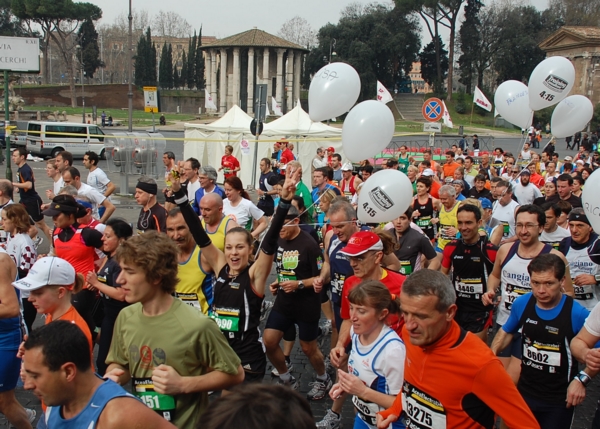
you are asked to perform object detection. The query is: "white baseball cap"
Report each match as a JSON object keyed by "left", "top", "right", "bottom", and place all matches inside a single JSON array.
[
  {"left": 422, "top": 168, "right": 435, "bottom": 177},
  {"left": 13, "top": 257, "right": 76, "bottom": 292},
  {"left": 341, "top": 163, "right": 353, "bottom": 171}
]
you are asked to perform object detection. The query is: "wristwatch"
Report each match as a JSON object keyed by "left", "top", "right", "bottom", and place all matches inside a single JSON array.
[
  {"left": 297, "top": 280, "right": 305, "bottom": 290},
  {"left": 575, "top": 371, "right": 592, "bottom": 387},
  {"left": 595, "top": 274, "right": 600, "bottom": 285}
]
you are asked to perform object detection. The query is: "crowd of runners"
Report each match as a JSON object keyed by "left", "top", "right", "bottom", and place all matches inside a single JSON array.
[{"left": 1, "top": 131, "right": 600, "bottom": 429}]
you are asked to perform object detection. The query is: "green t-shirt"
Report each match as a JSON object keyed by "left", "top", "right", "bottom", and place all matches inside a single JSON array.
[
  {"left": 398, "top": 155, "right": 410, "bottom": 173},
  {"left": 295, "top": 180, "right": 314, "bottom": 221},
  {"left": 107, "top": 298, "right": 241, "bottom": 429}
]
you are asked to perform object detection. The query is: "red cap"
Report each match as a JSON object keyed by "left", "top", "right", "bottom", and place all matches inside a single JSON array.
[
  {"left": 327, "top": 146, "right": 335, "bottom": 152},
  {"left": 339, "top": 231, "right": 384, "bottom": 256}
]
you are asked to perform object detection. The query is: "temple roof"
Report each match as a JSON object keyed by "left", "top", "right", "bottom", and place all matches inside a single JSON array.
[{"left": 202, "top": 28, "right": 309, "bottom": 51}]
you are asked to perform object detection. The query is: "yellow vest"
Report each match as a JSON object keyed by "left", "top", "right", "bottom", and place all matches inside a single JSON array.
[
  {"left": 437, "top": 202, "right": 460, "bottom": 251},
  {"left": 201, "top": 215, "right": 232, "bottom": 252},
  {"left": 176, "top": 245, "right": 212, "bottom": 314}
]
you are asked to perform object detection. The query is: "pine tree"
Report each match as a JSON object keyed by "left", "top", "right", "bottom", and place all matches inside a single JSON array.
[
  {"left": 159, "top": 43, "right": 169, "bottom": 88},
  {"left": 187, "top": 32, "right": 196, "bottom": 89},
  {"left": 166, "top": 44, "right": 174, "bottom": 89},
  {"left": 134, "top": 33, "right": 147, "bottom": 86},
  {"left": 194, "top": 26, "right": 205, "bottom": 89},
  {"left": 173, "top": 55, "right": 180, "bottom": 89},
  {"left": 149, "top": 41, "right": 157, "bottom": 84},
  {"left": 77, "top": 19, "right": 102, "bottom": 79},
  {"left": 181, "top": 50, "right": 188, "bottom": 90}
]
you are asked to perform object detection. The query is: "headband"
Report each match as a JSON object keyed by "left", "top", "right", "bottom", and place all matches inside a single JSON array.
[
  {"left": 136, "top": 181, "right": 158, "bottom": 195},
  {"left": 569, "top": 211, "right": 590, "bottom": 226}
]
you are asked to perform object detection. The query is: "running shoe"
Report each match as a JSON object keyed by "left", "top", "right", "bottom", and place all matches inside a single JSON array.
[
  {"left": 320, "top": 319, "right": 332, "bottom": 335},
  {"left": 33, "top": 236, "right": 43, "bottom": 249},
  {"left": 271, "top": 360, "right": 294, "bottom": 377},
  {"left": 10, "top": 408, "right": 36, "bottom": 428},
  {"left": 307, "top": 374, "right": 332, "bottom": 401},
  {"left": 276, "top": 374, "right": 299, "bottom": 390},
  {"left": 316, "top": 408, "right": 342, "bottom": 428}
]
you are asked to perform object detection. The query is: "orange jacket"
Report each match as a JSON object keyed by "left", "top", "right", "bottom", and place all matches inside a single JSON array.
[{"left": 379, "top": 321, "right": 540, "bottom": 429}]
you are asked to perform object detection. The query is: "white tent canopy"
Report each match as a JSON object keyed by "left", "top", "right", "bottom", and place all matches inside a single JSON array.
[{"left": 184, "top": 104, "right": 343, "bottom": 187}]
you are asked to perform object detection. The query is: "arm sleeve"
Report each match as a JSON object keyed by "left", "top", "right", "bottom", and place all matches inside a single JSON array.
[
  {"left": 174, "top": 188, "right": 212, "bottom": 248},
  {"left": 533, "top": 186, "right": 542, "bottom": 198},
  {"left": 82, "top": 228, "right": 104, "bottom": 249},
  {"left": 95, "top": 170, "right": 111, "bottom": 187},
  {"left": 105, "top": 312, "right": 128, "bottom": 367},
  {"left": 260, "top": 199, "right": 291, "bottom": 255},
  {"left": 88, "top": 188, "right": 106, "bottom": 205},
  {"left": 502, "top": 294, "right": 530, "bottom": 334},
  {"left": 153, "top": 209, "right": 167, "bottom": 233},
  {"left": 420, "top": 236, "right": 438, "bottom": 260},
  {"left": 248, "top": 202, "right": 265, "bottom": 221},
  {"left": 472, "top": 359, "right": 540, "bottom": 429}
]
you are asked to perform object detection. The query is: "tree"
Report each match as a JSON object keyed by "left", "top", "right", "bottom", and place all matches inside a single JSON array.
[
  {"left": 180, "top": 49, "right": 187, "bottom": 89},
  {"left": 134, "top": 33, "right": 147, "bottom": 86},
  {"left": 134, "top": 27, "right": 156, "bottom": 86},
  {"left": 419, "top": 36, "right": 448, "bottom": 92},
  {"left": 305, "top": 3, "right": 421, "bottom": 100},
  {"left": 11, "top": 0, "right": 102, "bottom": 105},
  {"left": 158, "top": 42, "right": 169, "bottom": 88},
  {"left": 277, "top": 16, "right": 317, "bottom": 48},
  {"left": 457, "top": 0, "right": 481, "bottom": 93},
  {"left": 166, "top": 43, "right": 173, "bottom": 89},
  {"left": 194, "top": 26, "right": 204, "bottom": 89},
  {"left": 186, "top": 31, "right": 196, "bottom": 89},
  {"left": 172, "top": 47, "right": 180, "bottom": 88},
  {"left": 151, "top": 10, "right": 191, "bottom": 38},
  {"left": 77, "top": 18, "right": 102, "bottom": 79},
  {"left": 548, "top": 0, "right": 599, "bottom": 26},
  {"left": 0, "top": 0, "right": 28, "bottom": 36}
]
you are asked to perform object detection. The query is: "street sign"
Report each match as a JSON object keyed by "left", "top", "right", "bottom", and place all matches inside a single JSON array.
[
  {"left": 422, "top": 98, "right": 444, "bottom": 122},
  {"left": 143, "top": 86, "right": 158, "bottom": 113},
  {"left": 250, "top": 119, "right": 263, "bottom": 137},
  {"left": 0, "top": 36, "right": 40, "bottom": 72},
  {"left": 423, "top": 122, "right": 442, "bottom": 133}
]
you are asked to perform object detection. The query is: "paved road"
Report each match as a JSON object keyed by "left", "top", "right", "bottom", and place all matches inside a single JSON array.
[{"left": 0, "top": 142, "right": 597, "bottom": 428}]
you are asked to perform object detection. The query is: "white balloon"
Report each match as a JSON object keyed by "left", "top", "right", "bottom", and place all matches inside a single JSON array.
[
  {"left": 494, "top": 80, "right": 533, "bottom": 130},
  {"left": 550, "top": 95, "right": 594, "bottom": 138},
  {"left": 583, "top": 169, "right": 600, "bottom": 238},
  {"left": 357, "top": 169, "right": 412, "bottom": 223},
  {"left": 528, "top": 56, "right": 575, "bottom": 111},
  {"left": 308, "top": 62, "right": 361, "bottom": 122},
  {"left": 342, "top": 100, "right": 395, "bottom": 163}
]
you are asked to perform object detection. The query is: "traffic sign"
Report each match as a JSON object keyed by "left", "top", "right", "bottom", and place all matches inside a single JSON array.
[
  {"left": 143, "top": 86, "right": 159, "bottom": 113},
  {"left": 422, "top": 98, "right": 444, "bottom": 122}
]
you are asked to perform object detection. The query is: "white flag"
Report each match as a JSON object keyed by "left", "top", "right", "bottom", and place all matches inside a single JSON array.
[
  {"left": 473, "top": 86, "right": 492, "bottom": 112},
  {"left": 204, "top": 89, "right": 217, "bottom": 110},
  {"left": 376, "top": 81, "right": 393, "bottom": 104},
  {"left": 272, "top": 97, "right": 283, "bottom": 116},
  {"left": 441, "top": 100, "right": 453, "bottom": 128}
]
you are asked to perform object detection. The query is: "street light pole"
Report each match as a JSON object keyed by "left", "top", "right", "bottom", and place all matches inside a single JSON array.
[
  {"left": 329, "top": 38, "right": 336, "bottom": 63},
  {"left": 127, "top": 0, "right": 133, "bottom": 133},
  {"left": 77, "top": 45, "right": 85, "bottom": 124}
]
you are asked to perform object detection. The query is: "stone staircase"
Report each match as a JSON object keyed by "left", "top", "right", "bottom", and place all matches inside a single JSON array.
[{"left": 393, "top": 93, "right": 425, "bottom": 121}]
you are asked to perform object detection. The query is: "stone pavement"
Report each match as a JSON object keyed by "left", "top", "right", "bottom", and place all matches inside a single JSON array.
[{"left": 0, "top": 157, "right": 599, "bottom": 428}]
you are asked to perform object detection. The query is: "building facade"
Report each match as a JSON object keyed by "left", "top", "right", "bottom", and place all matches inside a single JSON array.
[{"left": 539, "top": 26, "right": 600, "bottom": 107}]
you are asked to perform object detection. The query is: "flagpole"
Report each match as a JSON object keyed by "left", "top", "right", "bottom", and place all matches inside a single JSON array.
[{"left": 470, "top": 100, "right": 474, "bottom": 126}]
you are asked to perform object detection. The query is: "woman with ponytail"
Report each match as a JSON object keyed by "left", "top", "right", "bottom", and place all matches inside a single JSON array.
[
  {"left": 329, "top": 280, "right": 406, "bottom": 429},
  {"left": 170, "top": 167, "right": 301, "bottom": 383}
]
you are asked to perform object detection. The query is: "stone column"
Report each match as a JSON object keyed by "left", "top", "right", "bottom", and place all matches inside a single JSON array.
[
  {"left": 219, "top": 48, "right": 228, "bottom": 114},
  {"left": 262, "top": 47, "right": 270, "bottom": 87},
  {"left": 204, "top": 51, "right": 211, "bottom": 95},
  {"left": 286, "top": 50, "right": 294, "bottom": 111},
  {"left": 232, "top": 47, "right": 240, "bottom": 107},
  {"left": 294, "top": 52, "right": 302, "bottom": 106},
  {"left": 210, "top": 50, "right": 218, "bottom": 104},
  {"left": 247, "top": 47, "right": 255, "bottom": 115},
  {"left": 276, "top": 48, "right": 285, "bottom": 108}
]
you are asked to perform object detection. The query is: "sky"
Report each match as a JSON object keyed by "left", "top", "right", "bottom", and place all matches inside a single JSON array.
[{"left": 88, "top": 0, "right": 550, "bottom": 43}]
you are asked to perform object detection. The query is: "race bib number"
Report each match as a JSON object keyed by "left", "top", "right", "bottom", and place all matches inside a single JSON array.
[
  {"left": 400, "top": 261, "right": 413, "bottom": 275},
  {"left": 504, "top": 284, "right": 530, "bottom": 311},
  {"left": 211, "top": 313, "right": 239, "bottom": 332},
  {"left": 573, "top": 284, "right": 595, "bottom": 301},
  {"left": 133, "top": 378, "right": 176, "bottom": 422},
  {"left": 278, "top": 272, "right": 297, "bottom": 283},
  {"left": 331, "top": 275, "right": 346, "bottom": 296},
  {"left": 502, "top": 222, "right": 510, "bottom": 237},
  {"left": 175, "top": 292, "right": 201, "bottom": 311},
  {"left": 454, "top": 280, "right": 483, "bottom": 297},
  {"left": 439, "top": 224, "right": 454, "bottom": 241},
  {"left": 402, "top": 381, "right": 446, "bottom": 428},
  {"left": 352, "top": 395, "right": 380, "bottom": 426},
  {"left": 523, "top": 344, "right": 561, "bottom": 368},
  {"left": 415, "top": 216, "right": 432, "bottom": 229}
]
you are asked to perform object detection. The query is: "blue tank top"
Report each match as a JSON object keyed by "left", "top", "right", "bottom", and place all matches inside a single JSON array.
[
  {"left": 0, "top": 249, "right": 22, "bottom": 350},
  {"left": 328, "top": 225, "right": 370, "bottom": 302},
  {"left": 46, "top": 378, "right": 133, "bottom": 428}
]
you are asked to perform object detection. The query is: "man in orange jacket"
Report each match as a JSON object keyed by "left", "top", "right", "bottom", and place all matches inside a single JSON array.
[{"left": 376, "top": 269, "right": 540, "bottom": 429}]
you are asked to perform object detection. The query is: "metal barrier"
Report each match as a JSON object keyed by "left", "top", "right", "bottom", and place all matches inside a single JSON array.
[
  {"left": 387, "top": 135, "right": 495, "bottom": 157},
  {"left": 104, "top": 132, "right": 166, "bottom": 195}
]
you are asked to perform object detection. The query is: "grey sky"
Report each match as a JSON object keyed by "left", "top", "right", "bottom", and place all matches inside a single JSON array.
[{"left": 89, "top": 0, "right": 550, "bottom": 43}]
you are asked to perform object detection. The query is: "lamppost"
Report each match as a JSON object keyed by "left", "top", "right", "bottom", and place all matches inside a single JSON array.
[
  {"left": 76, "top": 44, "right": 85, "bottom": 123},
  {"left": 329, "top": 38, "right": 337, "bottom": 63}
]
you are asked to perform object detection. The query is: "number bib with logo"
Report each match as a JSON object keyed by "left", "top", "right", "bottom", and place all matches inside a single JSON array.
[
  {"left": 211, "top": 313, "right": 240, "bottom": 332},
  {"left": 400, "top": 261, "right": 413, "bottom": 275},
  {"left": 415, "top": 216, "right": 432, "bottom": 229},
  {"left": 502, "top": 222, "right": 510, "bottom": 237},
  {"left": 572, "top": 283, "right": 595, "bottom": 302},
  {"left": 175, "top": 292, "right": 201, "bottom": 311},
  {"left": 454, "top": 279, "right": 483, "bottom": 299},
  {"left": 352, "top": 395, "right": 380, "bottom": 426},
  {"left": 331, "top": 274, "right": 346, "bottom": 296},
  {"left": 523, "top": 344, "right": 561, "bottom": 368},
  {"left": 277, "top": 272, "right": 297, "bottom": 283},
  {"left": 439, "top": 224, "right": 454, "bottom": 241},
  {"left": 504, "top": 284, "right": 530, "bottom": 311},
  {"left": 133, "top": 378, "right": 176, "bottom": 422},
  {"left": 402, "top": 381, "right": 446, "bottom": 428}
]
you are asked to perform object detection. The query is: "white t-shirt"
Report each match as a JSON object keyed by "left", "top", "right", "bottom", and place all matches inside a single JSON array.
[
  {"left": 187, "top": 179, "right": 201, "bottom": 203},
  {"left": 540, "top": 226, "right": 570, "bottom": 246},
  {"left": 77, "top": 182, "right": 107, "bottom": 219},
  {"left": 87, "top": 168, "right": 111, "bottom": 196},
  {"left": 6, "top": 233, "right": 36, "bottom": 298},
  {"left": 54, "top": 177, "right": 64, "bottom": 196},
  {"left": 223, "top": 198, "right": 264, "bottom": 230},
  {"left": 0, "top": 199, "right": 14, "bottom": 243},
  {"left": 520, "top": 150, "right": 532, "bottom": 161},
  {"left": 312, "top": 156, "right": 328, "bottom": 170},
  {"left": 513, "top": 182, "right": 542, "bottom": 205}
]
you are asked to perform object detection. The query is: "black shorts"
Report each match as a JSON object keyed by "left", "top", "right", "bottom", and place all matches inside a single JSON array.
[
  {"left": 265, "top": 309, "right": 320, "bottom": 342},
  {"left": 495, "top": 323, "right": 523, "bottom": 359},
  {"left": 455, "top": 310, "right": 492, "bottom": 334},
  {"left": 22, "top": 197, "right": 43, "bottom": 222},
  {"left": 241, "top": 356, "right": 266, "bottom": 383}
]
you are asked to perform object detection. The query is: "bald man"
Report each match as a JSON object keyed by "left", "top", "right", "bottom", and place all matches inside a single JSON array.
[{"left": 200, "top": 193, "right": 239, "bottom": 251}]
